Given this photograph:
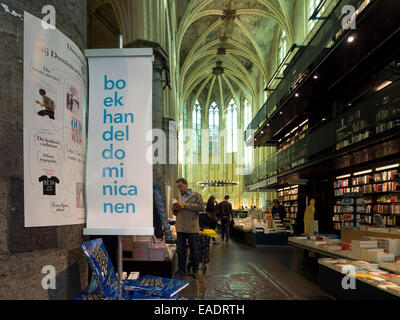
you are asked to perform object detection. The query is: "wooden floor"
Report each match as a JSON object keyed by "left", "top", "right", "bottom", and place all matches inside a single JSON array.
[{"left": 176, "top": 235, "right": 331, "bottom": 300}]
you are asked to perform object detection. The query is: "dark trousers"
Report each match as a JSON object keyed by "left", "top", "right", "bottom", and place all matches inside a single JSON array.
[
  {"left": 177, "top": 232, "right": 199, "bottom": 273},
  {"left": 38, "top": 109, "right": 55, "bottom": 119},
  {"left": 221, "top": 218, "right": 230, "bottom": 240}
]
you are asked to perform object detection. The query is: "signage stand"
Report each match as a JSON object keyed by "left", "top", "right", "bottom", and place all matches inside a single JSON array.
[{"left": 84, "top": 46, "right": 154, "bottom": 300}]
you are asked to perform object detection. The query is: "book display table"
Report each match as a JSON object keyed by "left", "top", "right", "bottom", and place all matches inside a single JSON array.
[
  {"left": 232, "top": 226, "right": 289, "bottom": 246},
  {"left": 244, "top": 231, "right": 289, "bottom": 246},
  {"left": 288, "top": 237, "right": 350, "bottom": 259},
  {"left": 319, "top": 259, "right": 400, "bottom": 300},
  {"left": 289, "top": 237, "right": 400, "bottom": 299}
]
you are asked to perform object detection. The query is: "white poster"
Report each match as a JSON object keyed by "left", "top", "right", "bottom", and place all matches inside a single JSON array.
[
  {"left": 23, "top": 12, "right": 87, "bottom": 227},
  {"left": 85, "top": 49, "right": 153, "bottom": 235}
]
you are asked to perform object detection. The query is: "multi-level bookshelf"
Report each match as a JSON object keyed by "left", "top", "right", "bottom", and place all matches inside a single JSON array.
[
  {"left": 336, "top": 108, "right": 371, "bottom": 151},
  {"left": 333, "top": 164, "right": 400, "bottom": 231},
  {"left": 277, "top": 120, "right": 309, "bottom": 153},
  {"left": 277, "top": 185, "right": 299, "bottom": 233},
  {"left": 376, "top": 102, "right": 400, "bottom": 135}
]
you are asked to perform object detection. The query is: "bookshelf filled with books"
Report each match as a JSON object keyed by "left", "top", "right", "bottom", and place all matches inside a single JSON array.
[
  {"left": 333, "top": 164, "right": 400, "bottom": 231},
  {"left": 336, "top": 108, "right": 371, "bottom": 151},
  {"left": 278, "top": 185, "right": 299, "bottom": 233}
]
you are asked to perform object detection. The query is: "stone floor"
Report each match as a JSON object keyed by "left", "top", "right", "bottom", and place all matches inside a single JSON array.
[{"left": 176, "top": 236, "right": 331, "bottom": 300}]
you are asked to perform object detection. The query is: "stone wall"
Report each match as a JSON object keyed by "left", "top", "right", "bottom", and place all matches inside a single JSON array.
[{"left": 0, "top": 0, "right": 87, "bottom": 299}]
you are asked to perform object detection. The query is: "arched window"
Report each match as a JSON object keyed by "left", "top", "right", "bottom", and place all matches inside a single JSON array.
[
  {"left": 208, "top": 102, "right": 219, "bottom": 155},
  {"left": 183, "top": 105, "right": 187, "bottom": 129},
  {"left": 226, "top": 98, "right": 238, "bottom": 153},
  {"left": 278, "top": 30, "right": 287, "bottom": 74},
  {"left": 179, "top": 105, "right": 187, "bottom": 165},
  {"left": 192, "top": 100, "right": 201, "bottom": 153},
  {"left": 243, "top": 99, "right": 253, "bottom": 169},
  {"left": 308, "top": 0, "right": 319, "bottom": 31}
]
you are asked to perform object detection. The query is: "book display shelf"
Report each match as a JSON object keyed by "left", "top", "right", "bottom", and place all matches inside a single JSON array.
[
  {"left": 333, "top": 164, "right": 400, "bottom": 231},
  {"left": 375, "top": 101, "right": 400, "bottom": 135},
  {"left": 336, "top": 108, "right": 371, "bottom": 150},
  {"left": 276, "top": 120, "right": 309, "bottom": 173},
  {"left": 278, "top": 185, "right": 299, "bottom": 233}
]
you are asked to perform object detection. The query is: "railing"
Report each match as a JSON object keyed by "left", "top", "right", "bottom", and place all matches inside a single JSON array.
[
  {"left": 245, "top": 81, "right": 400, "bottom": 187},
  {"left": 245, "top": 0, "right": 374, "bottom": 138}
]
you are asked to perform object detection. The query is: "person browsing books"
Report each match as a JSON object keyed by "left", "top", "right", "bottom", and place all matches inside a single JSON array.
[
  {"left": 173, "top": 178, "right": 204, "bottom": 279},
  {"left": 272, "top": 199, "right": 286, "bottom": 221},
  {"left": 217, "top": 195, "right": 233, "bottom": 242}
]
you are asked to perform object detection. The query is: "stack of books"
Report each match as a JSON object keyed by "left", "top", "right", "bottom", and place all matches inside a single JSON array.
[
  {"left": 148, "top": 243, "right": 166, "bottom": 261},
  {"left": 353, "top": 260, "right": 379, "bottom": 270},
  {"left": 351, "top": 240, "right": 378, "bottom": 259},
  {"left": 132, "top": 236, "right": 152, "bottom": 260}
]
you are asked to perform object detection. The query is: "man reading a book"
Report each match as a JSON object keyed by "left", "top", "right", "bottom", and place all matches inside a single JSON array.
[{"left": 173, "top": 178, "right": 204, "bottom": 279}]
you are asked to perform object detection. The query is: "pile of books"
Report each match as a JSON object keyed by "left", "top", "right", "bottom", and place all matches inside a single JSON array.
[
  {"left": 350, "top": 239, "right": 397, "bottom": 262},
  {"left": 123, "top": 275, "right": 189, "bottom": 300},
  {"left": 132, "top": 236, "right": 152, "bottom": 260},
  {"left": 318, "top": 257, "right": 400, "bottom": 296},
  {"left": 148, "top": 242, "right": 166, "bottom": 261},
  {"left": 272, "top": 219, "right": 285, "bottom": 233}
]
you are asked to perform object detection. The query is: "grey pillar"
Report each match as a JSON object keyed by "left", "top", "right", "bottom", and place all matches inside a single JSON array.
[
  {"left": 124, "top": 39, "right": 174, "bottom": 201},
  {"left": 0, "top": 0, "right": 88, "bottom": 299}
]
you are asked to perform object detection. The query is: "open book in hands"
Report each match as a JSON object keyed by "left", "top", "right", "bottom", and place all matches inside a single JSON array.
[{"left": 172, "top": 199, "right": 184, "bottom": 211}]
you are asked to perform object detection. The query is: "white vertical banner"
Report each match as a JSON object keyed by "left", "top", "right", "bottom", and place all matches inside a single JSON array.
[
  {"left": 84, "top": 49, "right": 154, "bottom": 235},
  {"left": 23, "top": 12, "right": 87, "bottom": 227}
]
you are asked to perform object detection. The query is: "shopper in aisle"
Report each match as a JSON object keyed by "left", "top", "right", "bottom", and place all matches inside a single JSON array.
[
  {"left": 217, "top": 195, "right": 233, "bottom": 242},
  {"left": 206, "top": 195, "right": 220, "bottom": 245},
  {"left": 173, "top": 178, "right": 204, "bottom": 279},
  {"left": 272, "top": 199, "right": 286, "bottom": 222}
]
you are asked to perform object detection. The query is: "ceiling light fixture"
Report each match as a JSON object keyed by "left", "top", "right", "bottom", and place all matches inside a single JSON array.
[
  {"left": 295, "top": 93, "right": 299, "bottom": 97},
  {"left": 313, "top": 75, "right": 319, "bottom": 79},
  {"left": 376, "top": 164, "right": 399, "bottom": 171},
  {"left": 336, "top": 174, "right": 351, "bottom": 179},
  {"left": 299, "top": 119, "right": 309, "bottom": 126},
  {"left": 375, "top": 80, "right": 393, "bottom": 92},
  {"left": 347, "top": 35, "right": 355, "bottom": 43},
  {"left": 197, "top": 180, "right": 239, "bottom": 188},
  {"left": 354, "top": 169, "right": 372, "bottom": 176}
]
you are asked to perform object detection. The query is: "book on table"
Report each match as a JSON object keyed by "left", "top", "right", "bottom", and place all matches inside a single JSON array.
[{"left": 123, "top": 275, "right": 189, "bottom": 298}]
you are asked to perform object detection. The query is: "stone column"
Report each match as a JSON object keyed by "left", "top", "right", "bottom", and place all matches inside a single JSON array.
[
  {"left": 0, "top": 0, "right": 87, "bottom": 299},
  {"left": 124, "top": 40, "right": 173, "bottom": 204}
]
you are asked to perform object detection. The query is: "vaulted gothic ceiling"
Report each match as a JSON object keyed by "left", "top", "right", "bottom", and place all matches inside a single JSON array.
[
  {"left": 176, "top": 0, "right": 296, "bottom": 111},
  {"left": 87, "top": 0, "right": 297, "bottom": 114}
]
